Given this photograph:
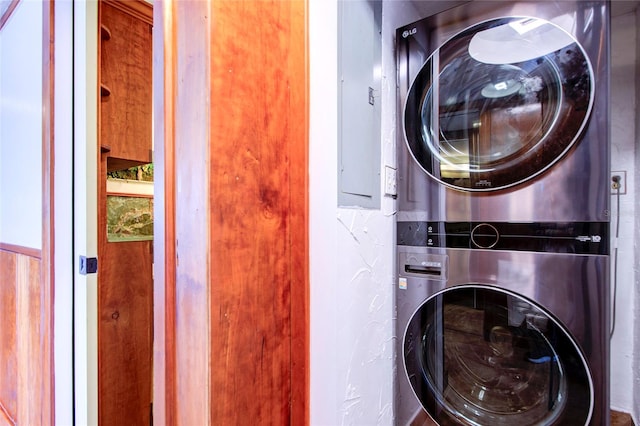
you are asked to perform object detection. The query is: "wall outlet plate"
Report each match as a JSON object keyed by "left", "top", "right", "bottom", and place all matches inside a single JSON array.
[
  {"left": 385, "top": 166, "right": 397, "bottom": 197},
  {"left": 611, "top": 170, "right": 627, "bottom": 195}
]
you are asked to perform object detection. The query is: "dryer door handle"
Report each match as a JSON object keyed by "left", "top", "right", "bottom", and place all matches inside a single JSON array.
[{"left": 405, "top": 263, "right": 442, "bottom": 276}]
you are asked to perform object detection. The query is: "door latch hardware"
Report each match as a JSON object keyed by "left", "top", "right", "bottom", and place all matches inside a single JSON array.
[{"left": 79, "top": 256, "right": 98, "bottom": 275}]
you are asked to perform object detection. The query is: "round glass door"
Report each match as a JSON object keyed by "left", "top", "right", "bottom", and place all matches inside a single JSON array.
[
  {"left": 403, "top": 286, "right": 593, "bottom": 425},
  {"left": 403, "top": 17, "right": 594, "bottom": 191}
]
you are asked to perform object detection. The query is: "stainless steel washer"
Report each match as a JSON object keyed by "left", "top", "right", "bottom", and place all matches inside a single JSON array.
[{"left": 396, "top": 222, "right": 609, "bottom": 425}]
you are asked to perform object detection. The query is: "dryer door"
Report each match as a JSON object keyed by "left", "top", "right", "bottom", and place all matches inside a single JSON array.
[
  {"left": 403, "top": 286, "right": 593, "bottom": 425},
  {"left": 404, "top": 17, "right": 593, "bottom": 191}
]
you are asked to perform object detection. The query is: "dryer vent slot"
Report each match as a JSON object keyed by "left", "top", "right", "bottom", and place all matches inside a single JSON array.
[{"left": 405, "top": 264, "right": 442, "bottom": 276}]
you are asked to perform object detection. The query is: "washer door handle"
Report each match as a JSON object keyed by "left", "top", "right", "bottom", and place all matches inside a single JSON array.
[{"left": 405, "top": 263, "right": 442, "bottom": 276}]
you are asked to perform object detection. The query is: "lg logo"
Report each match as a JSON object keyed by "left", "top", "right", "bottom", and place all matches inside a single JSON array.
[{"left": 402, "top": 27, "right": 417, "bottom": 38}]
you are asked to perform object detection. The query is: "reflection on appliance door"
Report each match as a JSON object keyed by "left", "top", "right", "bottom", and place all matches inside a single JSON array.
[
  {"left": 404, "top": 16, "right": 594, "bottom": 191},
  {"left": 403, "top": 286, "right": 593, "bottom": 425}
]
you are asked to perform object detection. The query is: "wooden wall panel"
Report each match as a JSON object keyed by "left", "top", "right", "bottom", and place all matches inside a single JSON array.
[
  {"left": 208, "top": 1, "right": 308, "bottom": 423},
  {"left": 154, "top": 0, "right": 309, "bottom": 424},
  {"left": 16, "top": 255, "right": 43, "bottom": 425},
  {"left": 286, "top": 3, "right": 310, "bottom": 422},
  {"left": 0, "top": 250, "right": 47, "bottom": 426},
  {"left": 97, "top": 2, "right": 154, "bottom": 424},
  {"left": 151, "top": 0, "right": 174, "bottom": 424},
  {"left": 98, "top": 116, "right": 153, "bottom": 426},
  {"left": 171, "top": 0, "right": 213, "bottom": 423},
  {"left": 97, "top": 235, "right": 153, "bottom": 425},
  {"left": 100, "top": 1, "right": 153, "bottom": 170},
  {"left": 40, "top": 0, "right": 54, "bottom": 422},
  {"left": 0, "top": 251, "right": 17, "bottom": 424}
]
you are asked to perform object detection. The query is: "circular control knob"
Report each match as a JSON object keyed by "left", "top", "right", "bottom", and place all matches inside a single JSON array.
[{"left": 471, "top": 223, "right": 499, "bottom": 249}]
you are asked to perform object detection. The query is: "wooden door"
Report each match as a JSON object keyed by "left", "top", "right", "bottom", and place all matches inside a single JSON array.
[
  {"left": 97, "top": 1, "right": 154, "bottom": 424},
  {"left": 97, "top": 166, "right": 153, "bottom": 425},
  {"left": 100, "top": 1, "right": 153, "bottom": 172},
  {"left": 152, "top": 0, "right": 309, "bottom": 424},
  {"left": 0, "top": 1, "right": 54, "bottom": 424}
]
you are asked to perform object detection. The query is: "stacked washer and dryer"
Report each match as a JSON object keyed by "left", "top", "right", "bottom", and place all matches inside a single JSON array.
[{"left": 395, "top": 1, "right": 610, "bottom": 425}]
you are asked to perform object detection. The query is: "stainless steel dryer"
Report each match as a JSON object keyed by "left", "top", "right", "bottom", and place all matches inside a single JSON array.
[
  {"left": 396, "top": 225, "right": 609, "bottom": 425},
  {"left": 396, "top": 1, "right": 610, "bottom": 223},
  {"left": 395, "top": 1, "right": 610, "bottom": 425}
]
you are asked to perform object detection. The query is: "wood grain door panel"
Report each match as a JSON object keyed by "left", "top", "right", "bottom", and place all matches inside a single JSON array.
[
  {"left": 153, "top": 0, "right": 309, "bottom": 423},
  {"left": 98, "top": 238, "right": 153, "bottom": 425},
  {"left": 0, "top": 251, "right": 17, "bottom": 423},
  {"left": 100, "top": 1, "right": 153, "bottom": 171},
  {"left": 209, "top": 1, "right": 306, "bottom": 422},
  {"left": 98, "top": 155, "right": 153, "bottom": 425},
  {"left": 97, "top": 2, "right": 154, "bottom": 424},
  {"left": 0, "top": 249, "right": 48, "bottom": 426}
]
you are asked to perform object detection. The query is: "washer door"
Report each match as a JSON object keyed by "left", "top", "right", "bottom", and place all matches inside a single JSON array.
[
  {"left": 403, "top": 286, "right": 593, "bottom": 425},
  {"left": 404, "top": 17, "right": 594, "bottom": 191}
]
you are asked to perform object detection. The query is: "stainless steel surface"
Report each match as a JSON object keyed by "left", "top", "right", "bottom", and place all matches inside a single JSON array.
[
  {"left": 396, "top": 1, "right": 610, "bottom": 222},
  {"left": 396, "top": 246, "right": 610, "bottom": 425},
  {"left": 612, "top": 0, "right": 640, "bottom": 17},
  {"left": 395, "top": 2, "right": 610, "bottom": 424}
]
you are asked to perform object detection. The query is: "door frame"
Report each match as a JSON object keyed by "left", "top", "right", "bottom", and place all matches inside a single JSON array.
[
  {"left": 72, "top": 0, "right": 99, "bottom": 423},
  {"left": 71, "top": 1, "right": 310, "bottom": 423},
  {"left": 53, "top": 0, "right": 75, "bottom": 424},
  {"left": 151, "top": 1, "right": 309, "bottom": 423}
]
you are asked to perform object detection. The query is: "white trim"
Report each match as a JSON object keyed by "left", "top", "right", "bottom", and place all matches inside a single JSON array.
[
  {"left": 73, "top": 1, "right": 99, "bottom": 424},
  {"left": 54, "top": 1, "right": 74, "bottom": 423},
  {"left": 106, "top": 179, "right": 154, "bottom": 197}
]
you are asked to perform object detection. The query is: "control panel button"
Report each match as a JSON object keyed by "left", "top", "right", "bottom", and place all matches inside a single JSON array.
[{"left": 471, "top": 223, "right": 499, "bottom": 249}]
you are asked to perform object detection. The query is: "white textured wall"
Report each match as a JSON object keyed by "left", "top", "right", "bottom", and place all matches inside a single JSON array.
[
  {"left": 610, "top": 10, "right": 638, "bottom": 417},
  {"left": 310, "top": 2, "right": 467, "bottom": 425},
  {"left": 310, "top": 0, "right": 397, "bottom": 424},
  {"left": 0, "top": 0, "right": 43, "bottom": 249},
  {"left": 310, "top": 0, "right": 396, "bottom": 422},
  {"left": 634, "top": 6, "right": 640, "bottom": 424}
]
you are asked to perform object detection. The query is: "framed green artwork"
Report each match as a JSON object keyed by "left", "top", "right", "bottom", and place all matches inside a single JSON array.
[{"left": 106, "top": 179, "right": 153, "bottom": 242}]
